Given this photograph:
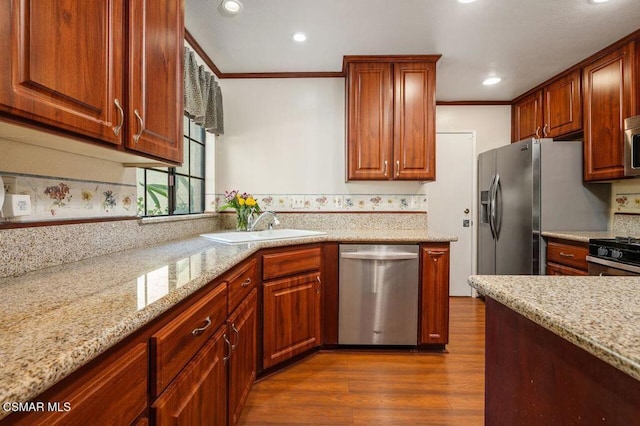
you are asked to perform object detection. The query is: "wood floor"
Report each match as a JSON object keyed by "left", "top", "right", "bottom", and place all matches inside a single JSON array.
[{"left": 238, "top": 297, "right": 485, "bottom": 425}]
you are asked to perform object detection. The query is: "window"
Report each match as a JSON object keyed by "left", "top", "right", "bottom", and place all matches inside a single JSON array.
[{"left": 137, "top": 117, "right": 206, "bottom": 216}]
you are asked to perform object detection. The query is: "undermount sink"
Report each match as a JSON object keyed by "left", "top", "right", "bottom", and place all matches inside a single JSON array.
[{"left": 200, "top": 228, "right": 326, "bottom": 244}]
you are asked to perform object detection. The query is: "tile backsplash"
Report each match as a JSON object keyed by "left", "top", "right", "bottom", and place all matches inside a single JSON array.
[
  {"left": 213, "top": 193, "right": 428, "bottom": 212},
  {"left": 1, "top": 172, "right": 137, "bottom": 222}
]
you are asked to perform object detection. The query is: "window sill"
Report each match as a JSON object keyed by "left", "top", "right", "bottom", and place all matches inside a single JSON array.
[{"left": 138, "top": 212, "right": 217, "bottom": 225}]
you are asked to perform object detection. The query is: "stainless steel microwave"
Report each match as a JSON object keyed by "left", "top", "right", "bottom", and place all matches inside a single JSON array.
[{"left": 624, "top": 115, "right": 640, "bottom": 177}]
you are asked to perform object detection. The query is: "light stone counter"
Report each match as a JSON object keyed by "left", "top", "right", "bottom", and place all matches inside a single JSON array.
[
  {"left": 542, "top": 230, "right": 615, "bottom": 243},
  {"left": 0, "top": 229, "right": 456, "bottom": 418},
  {"left": 468, "top": 275, "right": 640, "bottom": 382}
]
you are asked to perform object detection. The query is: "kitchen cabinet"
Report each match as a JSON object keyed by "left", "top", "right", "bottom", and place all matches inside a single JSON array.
[
  {"left": 227, "top": 289, "right": 258, "bottom": 426},
  {"left": 8, "top": 342, "right": 148, "bottom": 426},
  {"left": 262, "top": 247, "right": 322, "bottom": 370},
  {"left": 151, "top": 326, "right": 228, "bottom": 426},
  {"left": 583, "top": 42, "right": 637, "bottom": 181},
  {"left": 511, "top": 70, "right": 582, "bottom": 142},
  {"left": 345, "top": 56, "right": 439, "bottom": 181},
  {"left": 419, "top": 243, "right": 450, "bottom": 346},
  {"left": 545, "top": 238, "right": 588, "bottom": 276},
  {"left": 0, "top": 0, "right": 183, "bottom": 165}
]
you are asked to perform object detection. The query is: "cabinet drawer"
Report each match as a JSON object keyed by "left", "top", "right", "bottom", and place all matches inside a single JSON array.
[
  {"left": 546, "top": 262, "right": 588, "bottom": 276},
  {"left": 227, "top": 258, "right": 258, "bottom": 315},
  {"left": 151, "top": 283, "right": 227, "bottom": 396},
  {"left": 263, "top": 247, "right": 322, "bottom": 280},
  {"left": 547, "top": 240, "right": 588, "bottom": 271}
]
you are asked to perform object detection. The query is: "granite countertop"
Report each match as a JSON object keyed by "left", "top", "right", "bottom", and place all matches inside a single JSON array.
[
  {"left": 0, "top": 229, "right": 456, "bottom": 417},
  {"left": 542, "top": 230, "right": 615, "bottom": 243},
  {"left": 468, "top": 275, "right": 640, "bottom": 382}
]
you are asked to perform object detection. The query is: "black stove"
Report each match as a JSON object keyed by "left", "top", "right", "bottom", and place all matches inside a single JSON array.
[{"left": 588, "top": 237, "right": 640, "bottom": 267}]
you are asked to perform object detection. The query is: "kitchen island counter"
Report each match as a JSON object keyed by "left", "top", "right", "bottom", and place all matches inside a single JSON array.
[
  {"left": 468, "top": 275, "right": 640, "bottom": 381},
  {"left": 0, "top": 229, "right": 455, "bottom": 418}
]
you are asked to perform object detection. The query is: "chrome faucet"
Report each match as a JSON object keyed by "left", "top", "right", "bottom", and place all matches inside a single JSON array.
[{"left": 247, "top": 211, "right": 280, "bottom": 231}]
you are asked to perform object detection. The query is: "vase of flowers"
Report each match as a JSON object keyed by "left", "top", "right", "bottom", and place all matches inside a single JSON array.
[{"left": 219, "top": 190, "right": 261, "bottom": 231}]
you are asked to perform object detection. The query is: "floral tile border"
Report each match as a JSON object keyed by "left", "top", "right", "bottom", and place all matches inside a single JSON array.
[
  {"left": 1, "top": 172, "right": 137, "bottom": 222},
  {"left": 614, "top": 193, "right": 640, "bottom": 213},
  {"left": 212, "top": 193, "right": 428, "bottom": 212}
]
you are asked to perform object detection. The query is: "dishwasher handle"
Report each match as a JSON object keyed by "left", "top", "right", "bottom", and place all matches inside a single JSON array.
[{"left": 340, "top": 251, "right": 418, "bottom": 261}]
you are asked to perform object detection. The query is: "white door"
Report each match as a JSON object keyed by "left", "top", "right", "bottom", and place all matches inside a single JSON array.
[{"left": 427, "top": 133, "right": 474, "bottom": 296}]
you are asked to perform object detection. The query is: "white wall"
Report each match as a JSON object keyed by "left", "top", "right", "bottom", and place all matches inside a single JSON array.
[{"left": 215, "top": 78, "right": 511, "bottom": 196}]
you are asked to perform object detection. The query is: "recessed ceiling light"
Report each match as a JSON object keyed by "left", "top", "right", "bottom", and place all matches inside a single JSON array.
[
  {"left": 483, "top": 77, "right": 502, "bottom": 86},
  {"left": 292, "top": 32, "right": 307, "bottom": 42},
  {"left": 218, "top": 0, "right": 243, "bottom": 16},
  {"left": 458, "top": 0, "right": 477, "bottom": 3},
  {"left": 590, "top": 0, "right": 610, "bottom": 3}
]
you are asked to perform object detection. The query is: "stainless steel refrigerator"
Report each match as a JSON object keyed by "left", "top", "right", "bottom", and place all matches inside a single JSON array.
[{"left": 478, "top": 138, "right": 610, "bottom": 275}]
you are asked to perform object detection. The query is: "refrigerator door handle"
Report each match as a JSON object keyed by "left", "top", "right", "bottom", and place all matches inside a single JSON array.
[
  {"left": 488, "top": 174, "right": 497, "bottom": 240},
  {"left": 490, "top": 174, "right": 500, "bottom": 240}
]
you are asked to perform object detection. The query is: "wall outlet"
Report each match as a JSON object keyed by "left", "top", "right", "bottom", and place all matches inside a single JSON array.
[
  {"left": 1, "top": 176, "right": 16, "bottom": 194},
  {"left": 291, "top": 195, "right": 305, "bottom": 209}
]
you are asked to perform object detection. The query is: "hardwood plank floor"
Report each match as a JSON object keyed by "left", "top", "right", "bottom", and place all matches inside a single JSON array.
[{"left": 239, "top": 297, "right": 485, "bottom": 425}]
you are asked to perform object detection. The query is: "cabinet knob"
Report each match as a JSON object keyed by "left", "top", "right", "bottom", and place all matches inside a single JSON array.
[
  {"left": 112, "top": 99, "right": 124, "bottom": 136},
  {"left": 241, "top": 278, "right": 251, "bottom": 287}
]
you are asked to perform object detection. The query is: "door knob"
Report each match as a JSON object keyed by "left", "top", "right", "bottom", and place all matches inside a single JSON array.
[{"left": 464, "top": 208, "right": 470, "bottom": 214}]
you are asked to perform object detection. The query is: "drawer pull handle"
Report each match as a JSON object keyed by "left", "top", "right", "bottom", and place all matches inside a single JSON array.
[
  {"left": 559, "top": 252, "right": 575, "bottom": 258},
  {"left": 231, "top": 323, "right": 239, "bottom": 350},
  {"left": 191, "top": 316, "right": 212, "bottom": 336},
  {"left": 241, "top": 278, "right": 251, "bottom": 287},
  {"left": 223, "top": 333, "right": 231, "bottom": 365},
  {"left": 316, "top": 276, "right": 321, "bottom": 294}
]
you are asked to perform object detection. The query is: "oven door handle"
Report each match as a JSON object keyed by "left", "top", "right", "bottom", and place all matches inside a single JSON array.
[{"left": 586, "top": 255, "right": 640, "bottom": 275}]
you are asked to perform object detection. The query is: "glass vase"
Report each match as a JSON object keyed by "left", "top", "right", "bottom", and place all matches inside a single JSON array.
[{"left": 236, "top": 208, "right": 249, "bottom": 231}]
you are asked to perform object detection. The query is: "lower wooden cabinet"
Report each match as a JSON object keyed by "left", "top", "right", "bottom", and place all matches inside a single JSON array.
[
  {"left": 227, "top": 289, "right": 258, "bottom": 426},
  {"left": 419, "top": 243, "right": 450, "bottom": 345},
  {"left": 151, "top": 326, "right": 228, "bottom": 425},
  {"left": 545, "top": 238, "right": 589, "bottom": 276},
  {"left": 262, "top": 271, "right": 322, "bottom": 369}
]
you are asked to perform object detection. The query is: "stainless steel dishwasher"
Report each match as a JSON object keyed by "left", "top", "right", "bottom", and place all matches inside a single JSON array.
[{"left": 338, "top": 244, "right": 419, "bottom": 345}]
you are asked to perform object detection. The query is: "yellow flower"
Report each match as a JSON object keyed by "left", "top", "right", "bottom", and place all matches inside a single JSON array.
[
  {"left": 238, "top": 198, "right": 246, "bottom": 206},
  {"left": 246, "top": 197, "right": 257, "bottom": 207}
]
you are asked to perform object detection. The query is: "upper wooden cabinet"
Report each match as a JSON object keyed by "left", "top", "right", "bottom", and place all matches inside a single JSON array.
[
  {"left": 345, "top": 56, "right": 439, "bottom": 181},
  {"left": 512, "top": 70, "right": 582, "bottom": 142},
  {"left": 583, "top": 42, "right": 637, "bottom": 181},
  {"left": 126, "top": 0, "right": 184, "bottom": 163},
  {"left": 0, "top": 0, "right": 183, "bottom": 165}
]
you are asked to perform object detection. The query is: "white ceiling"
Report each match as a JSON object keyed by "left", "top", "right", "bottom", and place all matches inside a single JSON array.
[{"left": 185, "top": 0, "right": 640, "bottom": 101}]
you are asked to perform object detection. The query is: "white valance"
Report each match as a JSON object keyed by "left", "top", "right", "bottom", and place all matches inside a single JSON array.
[{"left": 184, "top": 47, "right": 224, "bottom": 135}]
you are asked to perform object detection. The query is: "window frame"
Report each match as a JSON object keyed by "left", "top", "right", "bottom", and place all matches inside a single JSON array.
[{"left": 137, "top": 117, "right": 206, "bottom": 217}]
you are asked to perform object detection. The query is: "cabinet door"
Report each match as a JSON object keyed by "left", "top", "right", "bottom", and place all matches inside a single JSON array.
[
  {"left": 346, "top": 62, "right": 394, "bottom": 180},
  {"left": 152, "top": 326, "right": 228, "bottom": 426},
  {"left": 393, "top": 62, "right": 436, "bottom": 180},
  {"left": 419, "top": 244, "right": 450, "bottom": 345},
  {"left": 583, "top": 43, "right": 636, "bottom": 181},
  {"left": 512, "top": 91, "right": 543, "bottom": 142},
  {"left": 263, "top": 272, "right": 322, "bottom": 369},
  {"left": 228, "top": 289, "right": 258, "bottom": 426},
  {"left": 0, "top": 0, "right": 124, "bottom": 144},
  {"left": 127, "top": 0, "right": 184, "bottom": 163},
  {"left": 544, "top": 70, "right": 582, "bottom": 138}
]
